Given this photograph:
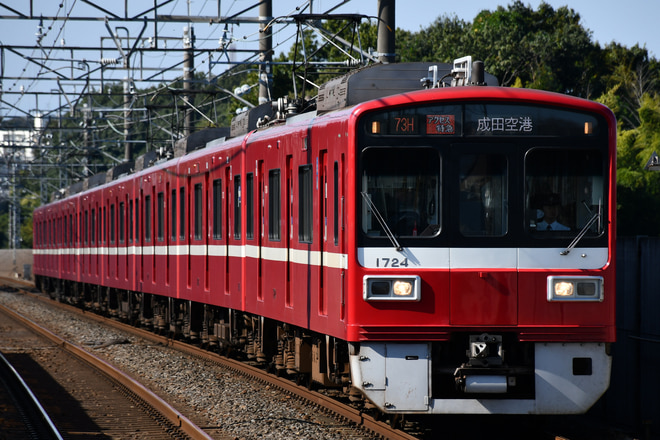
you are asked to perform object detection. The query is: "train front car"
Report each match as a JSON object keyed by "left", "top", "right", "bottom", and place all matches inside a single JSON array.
[{"left": 346, "top": 77, "right": 616, "bottom": 414}]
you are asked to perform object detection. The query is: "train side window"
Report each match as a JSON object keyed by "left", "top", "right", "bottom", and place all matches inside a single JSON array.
[
  {"left": 194, "top": 183, "right": 202, "bottom": 240},
  {"left": 91, "top": 208, "right": 95, "bottom": 245},
  {"left": 103, "top": 207, "right": 106, "bottom": 244},
  {"left": 269, "top": 169, "right": 281, "bottom": 241},
  {"left": 134, "top": 198, "right": 139, "bottom": 243},
  {"left": 129, "top": 201, "right": 133, "bottom": 243},
  {"left": 458, "top": 153, "right": 508, "bottom": 237},
  {"left": 171, "top": 189, "right": 177, "bottom": 241},
  {"left": 84, "top": 210, "right": 89, "bottom": 245},
  {"left": 246, "top": 173, "right": 254, "bottom": 240},
  {"left": 234, "top": 175, "right": 241, "bottom": 239},
  {"left": 299, "top": 165, "right": 313, "bottom": 243},
  {"left": 110, "top": 204, "right": 116, "bottom": 244},
  {"left": 120, "top": 201, "right": 125, "bottom": 243},
  {"left": 157, "top": 192, "right": 164, "bottom": 242},
  {"left": 212, "top": 179, "right": 222, "bottom": 239},
  {"left": 179, "top": 187, "right": 185, "bottom": 240},
  {"left": 145, "top": 196, "right": 151, "bottom": 242}
]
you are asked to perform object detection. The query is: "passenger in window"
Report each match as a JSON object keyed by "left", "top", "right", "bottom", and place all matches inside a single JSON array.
[{"left": 536, "top": 193, "right": 570, "bottom": 231}]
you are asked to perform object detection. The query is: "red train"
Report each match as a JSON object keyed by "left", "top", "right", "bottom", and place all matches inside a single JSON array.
[{"left": 33, "top": 58, "right": 616, "bottom": 415}]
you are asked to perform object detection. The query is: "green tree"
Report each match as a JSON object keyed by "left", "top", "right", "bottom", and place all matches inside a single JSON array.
[{"left": 613, "top": 93, "right": 660, "bottom": 235}]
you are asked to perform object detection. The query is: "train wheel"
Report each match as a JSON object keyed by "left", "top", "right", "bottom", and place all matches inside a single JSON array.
[
  {"left": 295, "top": 373, "right": 312, "bottom": 389},
  {"left": 389, "top": 414, "right": 403, "bottom": 430}
]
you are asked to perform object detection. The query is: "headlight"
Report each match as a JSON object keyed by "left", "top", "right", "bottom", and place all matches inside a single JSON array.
[
  {"left": 547, "top": 276, "right": 603, "bottom": 302},
  {"left": 363, "top": 275, "right": 421, "bottom": 301}
]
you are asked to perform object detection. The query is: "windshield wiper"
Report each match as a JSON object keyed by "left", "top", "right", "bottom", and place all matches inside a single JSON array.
[
  {"left": 560, "top": 200, "right": 602, "bottom": 256},
  {"left": 360, "top": 191, "right": 403, "bottom": 252}
]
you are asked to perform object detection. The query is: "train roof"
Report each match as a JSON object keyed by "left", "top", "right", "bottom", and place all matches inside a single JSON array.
[{"left": 49, "top": 58, "right": 582, "bottom": 206}]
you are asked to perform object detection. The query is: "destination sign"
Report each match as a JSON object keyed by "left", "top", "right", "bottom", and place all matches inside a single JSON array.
[{"left": 363, "top": 102, "right": 601, "bottom": 138}]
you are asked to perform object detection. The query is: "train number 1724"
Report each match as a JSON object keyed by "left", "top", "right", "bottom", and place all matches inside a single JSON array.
[{"left": 375, "top": 257, "right": 409, "bottom": 268}]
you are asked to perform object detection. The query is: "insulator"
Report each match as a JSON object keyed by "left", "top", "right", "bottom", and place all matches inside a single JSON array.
[{"left": 101, "top": 58, "right": 119, "bottom": 66}]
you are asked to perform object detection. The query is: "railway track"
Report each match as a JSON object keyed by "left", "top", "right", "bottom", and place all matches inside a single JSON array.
[
  {"left": 2, "top": 279, "right": 616, "bottom": 440},
  {"left": 0, "top": 287, "right": 217, "bottom": 440},
  {"left": 0, "top": 278, "right": 419, "bottom": 439},
  {"left": 0, "top": 350, "right": 63, "bottom": 439}
]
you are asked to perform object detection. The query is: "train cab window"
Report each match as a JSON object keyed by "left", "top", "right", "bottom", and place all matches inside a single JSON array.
[
  {"left": 361, "top": 147, "right": 440, "bottom": 238},
  {"left": 459, "top": 153, "right": 508, "bottom": 237},
  {"left": 299, "top": 165, "right": 313, "bottom": 243},
  {"left": 526, "top": 148, "right": 605, "bottom": 237},
  {"left": 269, "top": 169, "right": 281, "bottom": 241},
  {"left": 194, "top": 183, "right": 202, "bottom": 240}
]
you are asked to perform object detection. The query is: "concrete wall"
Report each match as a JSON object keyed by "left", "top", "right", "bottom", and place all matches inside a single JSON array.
[{"left": 0, "top": 249, "right": 34, "bottom": 280}]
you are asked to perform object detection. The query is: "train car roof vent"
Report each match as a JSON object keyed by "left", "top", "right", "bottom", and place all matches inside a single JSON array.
[
  {"left": 85, "top": 171, "right": 111, "bottom": 190},
  {"left": 105, "top": 161, "right": 135, "bottom": 183},
  {"left": 230, "top": 102, "right": 275, "bottom": 137},
  {"left": 318, "top": 62, "right": 447, "bottom": 112},
  {"left": 174, "top": 127, "right": 231, "bottom": 158},
  {"left": 134, "top": 150, "right": 159, "bottom": 172},
  {"left": 66, "top": 181, "right": 84, "bottom": 197}
]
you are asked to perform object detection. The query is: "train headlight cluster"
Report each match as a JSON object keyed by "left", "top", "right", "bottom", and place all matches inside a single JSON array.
[
  {"left": 547, "top": 276, "right": 604, "bottom": 302},
  {"left": 363, "top": 275, "right": 421, "bottom": 301}
]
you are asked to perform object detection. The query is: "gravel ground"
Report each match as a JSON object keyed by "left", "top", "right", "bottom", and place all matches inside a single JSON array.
[{"left": 0, "top": 290, "right": 375, "bottom": 440}]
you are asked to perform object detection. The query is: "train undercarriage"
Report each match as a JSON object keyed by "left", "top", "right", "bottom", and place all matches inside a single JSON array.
[
  {"left": 35, "top": 275, "right": 353, "bottom": 393},
  {"left": 35, "top": 274, "right": 612, "bottom": 417}
]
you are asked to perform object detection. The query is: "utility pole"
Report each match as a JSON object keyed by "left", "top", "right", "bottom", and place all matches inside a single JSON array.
[
  {"left": 123, "top": 77, "right": 133, "bottom": 160},
  {"left": 377, "top": 0, "right": 395, "bottom": 63},
  {"left": 183, "top": 25, "right": 195, "bottom": 137},
  {"left": 259, "top": 0, "right": 272, "bottom": 104}
]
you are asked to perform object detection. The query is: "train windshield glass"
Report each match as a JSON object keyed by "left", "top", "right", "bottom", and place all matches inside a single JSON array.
[
  {"left": 459, "top": 153, "right": 508, "bottom": 237},
  {"left": 361, "top": 147, "right": 441, "bottom": 238},
  {"left": 525, "top": 148, "right": 605, "bottom": 237}
]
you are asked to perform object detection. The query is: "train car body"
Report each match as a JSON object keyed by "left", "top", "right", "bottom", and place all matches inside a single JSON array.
[{"left": 33, "top": 60, "right": 616, "bottom": 415}]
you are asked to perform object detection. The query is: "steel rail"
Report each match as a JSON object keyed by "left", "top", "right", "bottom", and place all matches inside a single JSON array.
[
  {"left": 0, "top": 301, "right": 215, "bottom": 440},
  {"left": 20, "top": 290, "right": 419, "bottom": 440},
  {"left": 0, "top": 351, "right": 64, "bottom": 440}
]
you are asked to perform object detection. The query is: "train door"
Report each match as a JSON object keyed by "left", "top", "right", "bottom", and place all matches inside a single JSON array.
[
  {"left": 204, "top": 172, "right": 210, "bottom": 291},
  {"left": 139, "top": 189, "right": 144, "bottom": 288},
  {"left": 286, "top": 155, "right": 293, "bottom": 307},
  {"left": 224, "top": 167, "right": 231, "bottom": 294},
  {"left": 449, "top": 146, "right": 517, "bottom": 326},
  {"left": 319, "top": 151, "right": 328, "bottom": 316},
  {"left": 258, "top": 160, "right": 265, "bottom": 301}
]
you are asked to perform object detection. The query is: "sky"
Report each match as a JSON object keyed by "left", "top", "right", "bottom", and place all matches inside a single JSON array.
[
  {"left": 0, "top": 0, "right": 658, "bottom": 118},
  {"left": 316, "top": 0, "right": 659, "bottom": 57}
]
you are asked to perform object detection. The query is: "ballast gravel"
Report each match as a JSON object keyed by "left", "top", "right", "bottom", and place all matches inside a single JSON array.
[{"left": 0, "top": 290, "right": 374, "bottom": 440}]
